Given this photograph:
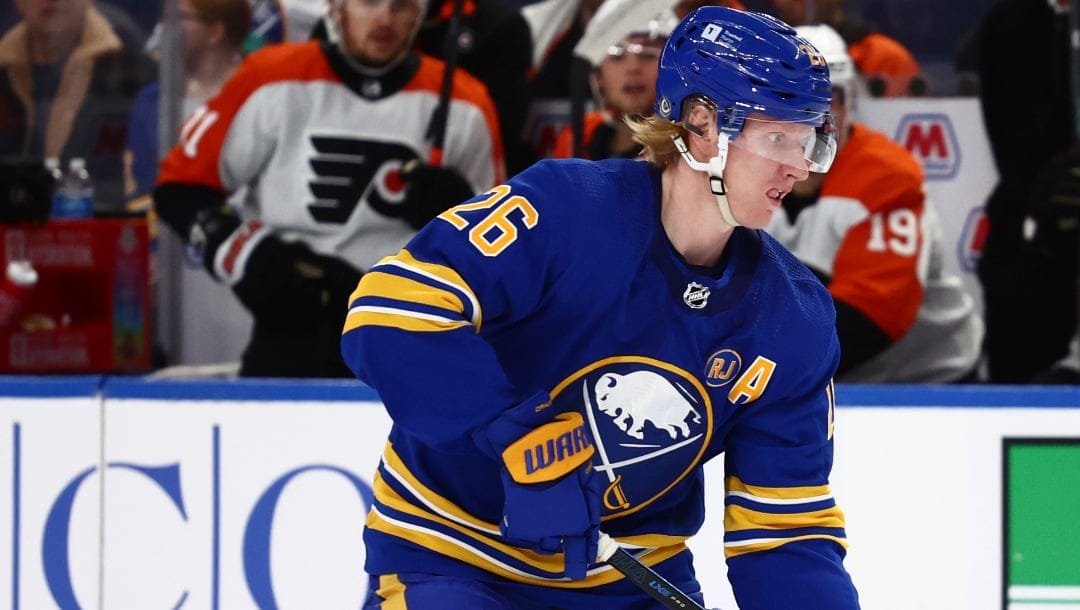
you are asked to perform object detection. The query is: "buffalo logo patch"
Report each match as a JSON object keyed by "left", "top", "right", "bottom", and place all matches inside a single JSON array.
[{"left": 550, "top": 357, "right": 713, "bottom": 516}]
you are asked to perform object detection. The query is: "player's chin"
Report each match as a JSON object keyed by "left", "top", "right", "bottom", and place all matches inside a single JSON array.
[{"left": 740, "top": 203, "right": 778, "bottom": 229}]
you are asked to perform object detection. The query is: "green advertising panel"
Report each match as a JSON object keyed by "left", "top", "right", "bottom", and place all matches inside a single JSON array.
[{"left": 1005, "top": 439, "right": 1080, "bottom": 609}]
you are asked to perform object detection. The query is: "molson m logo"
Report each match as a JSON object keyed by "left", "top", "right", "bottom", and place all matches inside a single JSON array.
[{"left": 895, "top": 114, "right": 961, "bottom": 180}]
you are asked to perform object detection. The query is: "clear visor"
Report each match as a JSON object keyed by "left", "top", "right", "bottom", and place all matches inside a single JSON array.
[
  {"left": 606, "top": 42, "right": 664, "bottom": 61},
  {"left": 728, "top": 114, "right": 838, "bottom": 173}
]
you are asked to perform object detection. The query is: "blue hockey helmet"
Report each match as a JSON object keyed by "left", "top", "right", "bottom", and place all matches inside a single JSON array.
[{"left": 654, "top": 7, "right": 833, "bottom": 137}]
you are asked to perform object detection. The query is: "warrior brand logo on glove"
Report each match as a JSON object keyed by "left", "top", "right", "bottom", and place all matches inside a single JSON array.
[{"left": 501, "top": 412, "right": 595, "bottom": 484}]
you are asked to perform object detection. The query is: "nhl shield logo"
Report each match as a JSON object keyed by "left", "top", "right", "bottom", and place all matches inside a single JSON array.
[{"left": 683, "top": 282, "right": 709, "bottom": 309}]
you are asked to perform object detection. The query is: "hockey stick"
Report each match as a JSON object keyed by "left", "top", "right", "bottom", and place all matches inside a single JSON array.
[
  {"left": 1070, "top": 0, "right": 1080, "bottom": 142},
  {"left": 598, "top": 533, "right": 708, "bottom": 610},
  {"left": 425, "top": 0, "right": 466, "bottom": 167}
]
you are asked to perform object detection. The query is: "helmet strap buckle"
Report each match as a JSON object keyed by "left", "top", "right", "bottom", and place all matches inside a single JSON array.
[{"left": 672, "top": 132, "right": 741, "bottom": 227}]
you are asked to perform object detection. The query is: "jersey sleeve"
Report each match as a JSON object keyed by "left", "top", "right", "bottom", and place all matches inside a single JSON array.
[
  {"left": 340, "top": 159, "right": 588, "bottom": 447},
  {"left": 156, "top": 47, "right": 285, "bottom": 193},
  {"left": 722, "top": 256, "right": 860, "bottom": 609}
]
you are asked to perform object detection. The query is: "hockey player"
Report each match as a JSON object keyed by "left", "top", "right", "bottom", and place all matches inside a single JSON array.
[
  {"left": 767, "top": 24, "right": 982, "bottom": 382},
  {"left": 153, "top": 0, "right": 504, "bottom": 377},
  {"left": 342, "top": 6, "right": 860, "bottom": 609},
  {"left": 550, "top": 3, "right": 670, "bottom": 160}
]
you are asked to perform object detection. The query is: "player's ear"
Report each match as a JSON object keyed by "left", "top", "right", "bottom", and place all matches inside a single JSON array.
[{"left": 685, "top": 103, "right": 714, "bottom": 142}]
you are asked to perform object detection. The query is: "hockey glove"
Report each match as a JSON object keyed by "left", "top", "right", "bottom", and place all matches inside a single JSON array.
[
  {"left": 473, "top": 391, "right": 602, "bottom": 580},
  {"left": 188, "top": 204, "right": 242, "bottom": 274},
  {"left": 398, "top": 160, "right": 475, "bottom": 229},
  {"left": 220, "top": 226, "right": 362, "bottom": 331},
  {"left": 1029, "top": 151, "right": 1080, "bottom": 230}
]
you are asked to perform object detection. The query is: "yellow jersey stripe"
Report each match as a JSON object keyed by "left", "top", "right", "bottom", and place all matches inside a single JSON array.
[
  {"left": 724, "top": 503, "right": 846, "bottom": 532},
  {"left": 358, "top": 271, "right": 469, "bottom": 317},
  {"left": 375, "top": 574, "right": 407, "bottom": 610},
  {"left": 381, "top": 443, "right": 501, "bottom": 534},
  {"left": 367, "top": 505, "right": 687, "bottom": 588},
  {"left": 375, "top": 249, "right": 482, "bottom": 327},
  {"left": 724, "top": 533, "right": 849, "bottom": 558},
  {"left": 343, "top": 307, "right": 472, "bottom": 333},
  {"left": 727, "top": 476, "right": 833, "bottom": 501}
]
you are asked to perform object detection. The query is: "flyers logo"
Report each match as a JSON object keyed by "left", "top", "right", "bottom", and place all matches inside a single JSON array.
[
  {"left": 895, "top": 113, "right": 961, "bottom": 180},
  {"left": 307, "top": 135, "right": 419, "bottom": 224}
]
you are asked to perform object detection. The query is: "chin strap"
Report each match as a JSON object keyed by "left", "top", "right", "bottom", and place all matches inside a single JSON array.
[{"left": 672, "top": 132, "right": 741, "bottom": 227}]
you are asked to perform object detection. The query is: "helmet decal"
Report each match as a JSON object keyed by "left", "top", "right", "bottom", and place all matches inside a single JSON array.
[
  {"left": 658, "top": 96, "right": 673, "bottom": 117},
  {"left": 654, "top": 6, "right": 833, "bottom": 136}
]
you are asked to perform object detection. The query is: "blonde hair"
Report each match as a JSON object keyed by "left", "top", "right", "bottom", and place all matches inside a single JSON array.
[{"left": 624, "top": 114, "right": 688, "bottom": 169}]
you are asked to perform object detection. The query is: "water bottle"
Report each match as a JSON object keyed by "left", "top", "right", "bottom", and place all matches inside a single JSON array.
[
  {"left": 44, "top": 156, "right": 63, "bottom": 184},
  {"left": 50, "top": 158, "right": 94, "bottom": 220},
  {"left": 44, "top": 157, "right": 63, "bottom": 212}
]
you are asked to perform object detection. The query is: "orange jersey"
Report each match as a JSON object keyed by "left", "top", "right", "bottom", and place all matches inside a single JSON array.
[
  {"left": 550, "top": 111, "right": 608, "bottom": 159},
  {"left": 767, "top": 123, "right": 982, "bottom": 381},
  {"left": 820, "top": 123, "right": 926, "bottom": 340},
  {"left": 158, "top": 40, "right": 504, "bottom": 272}
]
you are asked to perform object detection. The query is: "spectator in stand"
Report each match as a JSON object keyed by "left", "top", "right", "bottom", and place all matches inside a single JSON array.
[
  {"left": 153, "top": 0, "right": 504, "bottom": 377},
  {"left": 124, "top": 0, "right": 253, "bottom": 371},
  {"left": 769, "top": 0, "right": 923, "bottom": 97},
  {"left": 125, "top": 0, "right": 252, "bottom": 203},
  {"left": 551, "top": 2, "right": 671, "bottom": 160},
  {"left": 520, "top": 0, "right": 602, "bottom": 160},
  {"left": 523, "top": 0, "right": 742, "bottom": 161},
  {"left": 0, "top": 0, "right": 154, "bottom": 212},
  {"left": 974, "top": 0, "right": 1078, "bottom": 383},
  {"left": 766, "top": 24, "right": 983, "bottom": 382},
  {"left": 414, "top": 0, "right": 535, "bottom": 175}
]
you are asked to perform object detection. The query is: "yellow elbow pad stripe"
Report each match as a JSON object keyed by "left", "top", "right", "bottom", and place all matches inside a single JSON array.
[
  {"left": 724, "top": 533, "right": 849, "bottom": 558},
  {"left": 360, "top": 271, "right": 468, "bottom": 315},
  {"left": 502, "top": 413, "right": 595, "bottom": 484},
  {"left": 724, "top": 502, "right": 846, "bottom": 532},
  {"left": 726, "top": 476, "right": 833, "bottom": 501}
]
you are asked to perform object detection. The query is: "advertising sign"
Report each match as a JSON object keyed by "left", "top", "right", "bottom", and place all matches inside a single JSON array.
[{"left": 1004, "top": 439, "right": 1080, "bottom": 609}]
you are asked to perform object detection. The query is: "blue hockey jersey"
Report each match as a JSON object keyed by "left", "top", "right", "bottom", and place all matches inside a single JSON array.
[{"left": 341, "top": 157, "right": 860, "bottom": 609}]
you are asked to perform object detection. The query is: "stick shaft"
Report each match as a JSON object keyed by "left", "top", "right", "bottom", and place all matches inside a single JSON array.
[
  {"left": 425, "top": 0, "right": 466, "bottom": 166},
  {"left": 599, "top": 534, "right": 707, "bottom": 610}
]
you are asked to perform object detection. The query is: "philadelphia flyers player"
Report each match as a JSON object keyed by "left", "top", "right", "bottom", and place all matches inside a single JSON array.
[
  {"left": 342, "top": 7, "right": 860, "bottom": 609},
  {"left": 153, "top": 0, "right": 504, "bottom": 377},
  {"left": 767, "top": 24, "right": 982, "bottom": 382}
]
